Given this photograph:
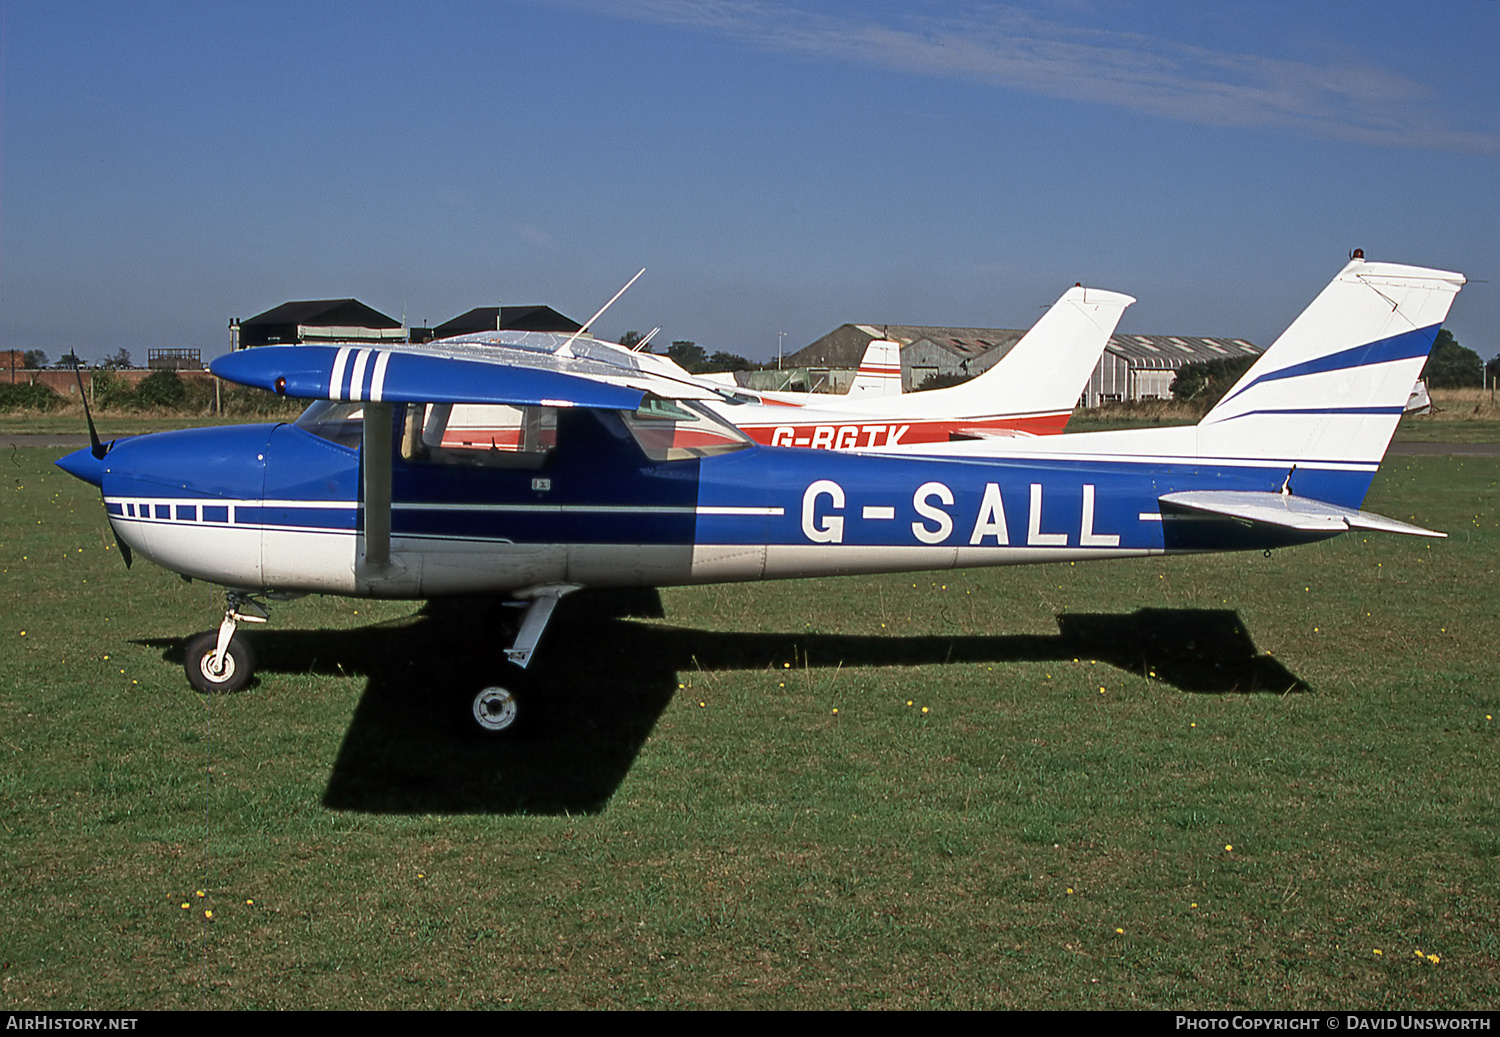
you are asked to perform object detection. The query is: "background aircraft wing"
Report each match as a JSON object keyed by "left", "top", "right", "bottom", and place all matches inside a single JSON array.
[{"left": 1160, "top": 490, "right": 1446, "bottom": 538}]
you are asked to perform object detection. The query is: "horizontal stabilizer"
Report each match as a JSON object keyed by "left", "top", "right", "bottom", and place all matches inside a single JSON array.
[
  {"left": 212, "top": 345, "right": 647, "bottom": 410},
  {"left": 949, "top": 427, "right": 1038, "bottom": 441},
  {"left": 1160, "top": 491, "right": 1446, "bottom": 538}
]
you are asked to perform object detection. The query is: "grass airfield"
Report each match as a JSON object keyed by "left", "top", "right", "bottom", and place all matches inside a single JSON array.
[{"left": 2, "top": 437, "right": 1497, "bottom": 1009}]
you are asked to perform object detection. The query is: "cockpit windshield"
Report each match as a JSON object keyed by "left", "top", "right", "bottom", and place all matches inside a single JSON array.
[{"left": 293, "top": 400, "right": 364, "bottom": 449}]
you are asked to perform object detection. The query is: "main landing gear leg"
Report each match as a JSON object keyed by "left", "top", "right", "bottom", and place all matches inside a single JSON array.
[
  {"left": 184, "top": 592, "right": 268, "bottom": 694},
  {"left": 470, "top": 584, "right": 579, "bottom": 734}
]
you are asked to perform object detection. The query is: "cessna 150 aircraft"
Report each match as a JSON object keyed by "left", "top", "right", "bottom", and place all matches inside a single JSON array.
[{"left": 56, "top": 256, "right": 1462, "bottom": 733}]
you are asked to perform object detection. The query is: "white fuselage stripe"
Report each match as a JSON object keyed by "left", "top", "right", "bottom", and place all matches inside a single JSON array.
[
  {"left": 105, "top": 496, "right": 783, "bottom": 519},
  {"left": 329, "top": 346, "right": 353, "bottom": 399},
  {"left": 348, "top": 350, "right": 371, "bottom": 402},
  {"left": 370, "top": 351, "right": 391, "bottom": 402}
]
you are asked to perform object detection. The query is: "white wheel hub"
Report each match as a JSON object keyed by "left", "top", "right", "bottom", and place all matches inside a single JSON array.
[
  {"left": 200, "top": 649, "right": 236, "bottom": 684},
  {"left": 472, "top": 687, "right": 518, "bottom": 732}
]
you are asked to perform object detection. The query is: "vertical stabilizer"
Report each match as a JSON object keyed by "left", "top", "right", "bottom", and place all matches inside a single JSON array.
[
  {"left": 1196, "top": 259, "right": 1465, "bottom": 465},
  {"left": 894, "top": 284, "right": 1134, "bottom": 420},
  {"left": 846, "top": 339, "right": 903, "bottom": 396}
]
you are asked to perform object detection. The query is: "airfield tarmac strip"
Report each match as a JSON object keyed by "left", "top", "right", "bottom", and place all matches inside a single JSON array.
[
  {"left": 1383, "top": 442, "right": 1500, "bottom": 456},
  {"left": 5, "top": 433, "right": 1499, "bottom": 456}
]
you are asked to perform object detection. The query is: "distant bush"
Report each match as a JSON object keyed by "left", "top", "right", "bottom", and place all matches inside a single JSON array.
[
  {"left": 1422, "top": 330, "right": 1483, "bottom": 389},
  {"left": 89, "top": 371, "right": 136, "bottom": 410},
  {"left": 133, "top": 370, "right": 188, "bottom": 409},
  {"left": 707, "top": 351, "right": 753, "bottom": 373},
  {"left": 1170, "top": 356, "right": 1257, "bottom": 406},
  {"left": 80, "top": 371, "right": 228, "bottom": 414},
  {"left": 219, "top": 384, "right": 306, "bottom": 418},
  {"left": 915, "top": 372, "right": 972, "bottom": 392},
  {"left": 0, "top": 382, "right": 64, "bottom": 411}
]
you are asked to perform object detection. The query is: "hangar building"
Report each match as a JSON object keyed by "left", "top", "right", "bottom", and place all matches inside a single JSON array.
[
  {"left": 235, "top": 300, "right": 405, "bottom": 349},
  {"left": 234, "top": 300, "right": 582, "bottom": 348},
  {"left": 430, "top": 305, "right": 581, "bottom": 339},
  {"left": 1082, "top": 334, "right": 1262, "bottom": 406}
]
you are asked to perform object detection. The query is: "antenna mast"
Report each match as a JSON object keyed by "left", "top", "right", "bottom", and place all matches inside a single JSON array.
[{"left": 556, "top": 268, "right": 645, "bottom": 357}]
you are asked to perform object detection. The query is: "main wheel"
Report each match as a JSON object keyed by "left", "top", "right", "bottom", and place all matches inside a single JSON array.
[
  {"left": 471, "top": 685, "right": 520, "bottom": 733},
  {"left": 184, "top": 631, "right": 255, "bottom": 694}
]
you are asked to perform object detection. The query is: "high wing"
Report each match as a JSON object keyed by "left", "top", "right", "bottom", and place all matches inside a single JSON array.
[
  {"left": 209, "top": 334, "right": 752, "bottom": 592},
  {"left": 428, "top": 330, "right": 722, "bottom": 399},
  {"left": 210, "top": 336, "right": 723, "bottom": 409}
]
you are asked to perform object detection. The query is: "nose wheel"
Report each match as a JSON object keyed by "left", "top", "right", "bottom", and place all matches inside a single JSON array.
[
  {"left": 183, "top": 592, "right": 269, "bottom": 694},
  {"left": 185, "top": 630, "right": 255, "bottom": 693}
]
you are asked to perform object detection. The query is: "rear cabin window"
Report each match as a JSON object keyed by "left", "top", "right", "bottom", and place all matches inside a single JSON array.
[{"left": 400, "top": 403, "right": 556, "bottom": 470}]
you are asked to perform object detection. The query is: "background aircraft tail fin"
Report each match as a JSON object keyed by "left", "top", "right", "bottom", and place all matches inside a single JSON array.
[
  {"left": 846, "top": 340, "right": 903, "bottom": 396},
  {"left": 939, "top": 285, "right": 1134, "bottom": 416},
  {"left": 1196, "top": 258, "right": 1464, "bottom": 465}
]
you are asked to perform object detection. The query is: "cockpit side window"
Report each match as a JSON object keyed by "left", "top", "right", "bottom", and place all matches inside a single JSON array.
[{"left": 619, "top": 396, "right": 752, "bottom": 462}]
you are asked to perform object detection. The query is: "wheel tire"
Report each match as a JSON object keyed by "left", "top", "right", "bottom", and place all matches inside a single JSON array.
[
  {"left": 471, "top": 685, "right": 520, "bottom": 734},
  {"left": 184, "top": 631, "right": 255, "bottom": 694}
]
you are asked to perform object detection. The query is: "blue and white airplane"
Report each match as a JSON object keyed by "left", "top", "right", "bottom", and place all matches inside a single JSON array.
[{"left": 56, "top": 256, "right": 1463, "bottom": 732}]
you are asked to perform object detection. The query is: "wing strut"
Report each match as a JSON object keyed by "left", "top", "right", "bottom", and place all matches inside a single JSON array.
[
  {"left": 505, "top": 584, "right": 580, "bottom": 668},
  {"left": 361, "top": 402, "right": 395, "bottom": 572}
]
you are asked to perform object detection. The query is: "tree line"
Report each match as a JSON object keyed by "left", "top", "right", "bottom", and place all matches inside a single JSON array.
[{"left": 616, "top": 333, "right": 757, "bottom": 375}]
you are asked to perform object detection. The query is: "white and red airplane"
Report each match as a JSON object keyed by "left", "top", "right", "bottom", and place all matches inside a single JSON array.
[
  {"left": 659, "top": 283, "right": 1132, "bottom": 449},
  {"left": 702, "top": 284, "right": 1131, "bottom": 448}
]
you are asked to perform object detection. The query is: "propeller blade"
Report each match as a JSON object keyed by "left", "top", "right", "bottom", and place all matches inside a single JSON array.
[
  {"left": 114, "top": 528, "right": 133, "bottom": 569},
  {"left": 64, "top": 367, "right": 128, "bottom": 564},
  {"left": 73, "top": 366, "right": 110, "bottom": 459}
]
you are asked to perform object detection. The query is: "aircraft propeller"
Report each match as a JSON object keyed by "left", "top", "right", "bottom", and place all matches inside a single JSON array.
[{"left": 71, "top": 366, "right": 132, "bottom": 567}]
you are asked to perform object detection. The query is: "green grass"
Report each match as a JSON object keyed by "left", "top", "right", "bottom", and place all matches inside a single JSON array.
[
  {"left": 2, "top": 448, "right": 1497, "bottom": 1008},
  {"left": 0, "top": 413, "right": 274, "bottom": 435},
  {"left": 1392, "top": 418, "right": 1500, "bottom": 444},
  {"left": 0, "top": 408, "right": 304, "bottom": 435}
]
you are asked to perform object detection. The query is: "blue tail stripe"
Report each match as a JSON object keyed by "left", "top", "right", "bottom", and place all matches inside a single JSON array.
[
  {"left": 1218, "top": 325, "right": 1438, "bottom": 408},
  {"left": 1209, "top": 405, "right": 1406, "bottom": 422}
]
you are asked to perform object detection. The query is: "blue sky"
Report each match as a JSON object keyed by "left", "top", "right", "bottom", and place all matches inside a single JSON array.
[{"left": 2, "top": 0, "right": 1496, "bottom": 364}]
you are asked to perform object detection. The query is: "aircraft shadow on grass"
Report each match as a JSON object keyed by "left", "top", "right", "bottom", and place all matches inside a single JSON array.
[{"left": 142, "top": 590, "right": 1305, "bottom": 816}]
